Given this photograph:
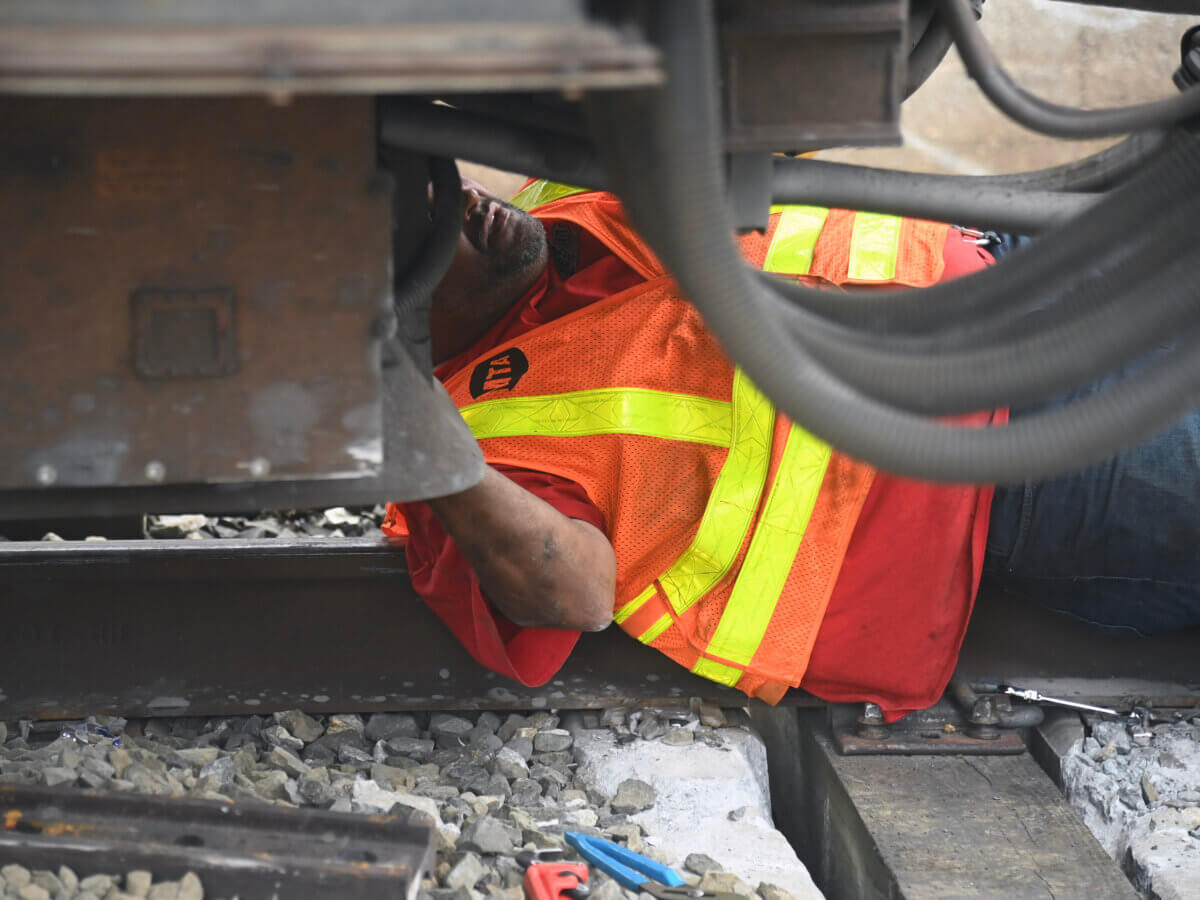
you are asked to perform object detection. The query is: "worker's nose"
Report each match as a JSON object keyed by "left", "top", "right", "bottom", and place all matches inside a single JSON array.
[{"left": 462, "top": 184, "right": 485, "bottom": 219}]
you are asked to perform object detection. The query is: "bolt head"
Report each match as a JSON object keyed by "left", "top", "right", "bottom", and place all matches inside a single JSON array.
[
  {"left": 144, "top": 460, "right": 166, "bottom": 483},
  {"left": 34, "top": 463, "right": 57, "bottom": 486}
]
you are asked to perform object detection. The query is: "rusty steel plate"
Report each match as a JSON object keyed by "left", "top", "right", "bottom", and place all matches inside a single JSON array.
[
  {"left": 829, "top": 703, "right": 1028, "bottom": 756},
  {"left": 0, "top": 96, "right": 393, "bottom": 491}
]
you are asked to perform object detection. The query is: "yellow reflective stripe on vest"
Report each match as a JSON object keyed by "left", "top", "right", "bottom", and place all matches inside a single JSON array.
[
  {"left": 690, "top": 424, "right": 832, "bottom": 686},
  {"left": 510, "top": 180, "right": 590, "bottom": 212},
  {"left": 683, "top": 210, "right": 884, "bottom": 688},
  {"left": 615, "top": 368, "right": 774, "bottom": 631},
  {"left": 462, "top": 388, "right": 731, "bottom": 446},
  {"left": 692, "top": 655, "right": 742, "bottom": 687},
  {"left": 847, "top": 212, "right": 902, "bottom": 281},
  {"left": 763, "top": 205, "right": 829, "bottom": 275},
  {"left": 640, "top": 613, "right": 673, "bottom": 644},
  {"left": 620, "top": 211, "right": 831, "bottom": 642}
]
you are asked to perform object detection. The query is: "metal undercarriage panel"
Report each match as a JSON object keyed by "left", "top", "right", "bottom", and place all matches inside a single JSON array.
[{"left": 0, "top": 1, "right": 661, "bottom": 96}]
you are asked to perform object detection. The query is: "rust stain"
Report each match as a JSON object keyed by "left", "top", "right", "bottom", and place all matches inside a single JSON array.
[
  {"left": 43, "top": 821, "right": 94, "bottom": 837},
  {"left": 3, "top": 809, "right": 22, "bottom": 829}
]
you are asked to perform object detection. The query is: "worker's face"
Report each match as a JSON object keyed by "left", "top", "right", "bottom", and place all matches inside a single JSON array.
[{"left": 432, "top": 177, "right": 548, "bottom": 316}]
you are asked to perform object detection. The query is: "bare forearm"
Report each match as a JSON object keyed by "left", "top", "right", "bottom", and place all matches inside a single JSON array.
[{"left": 427, "top": 467, "right": 615, "bottom": 631}]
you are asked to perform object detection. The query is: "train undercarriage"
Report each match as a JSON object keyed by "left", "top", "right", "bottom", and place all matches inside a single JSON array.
[{"left": 3, "top": 0, "right": 1200, "bottom": 897}]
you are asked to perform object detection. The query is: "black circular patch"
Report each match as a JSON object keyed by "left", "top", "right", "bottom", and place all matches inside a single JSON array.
[{"left": 469, "top": 347, "right": 529, "bottom": 399}]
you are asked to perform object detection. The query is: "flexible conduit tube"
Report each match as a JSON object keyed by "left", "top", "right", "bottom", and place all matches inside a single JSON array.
[
  {"left": 762, "top": 161, "right": 1200, "bottom": 414},
  {"left": 965, "top": 130, "right": 1170, "bottom": 192},
  {"left": 784, "top": 247, "right": 1200, "bottom": 414},
  {"left": 939, "top": 0, "right": 1200, "bottom": 138},
  {"left": 771, "top": 156, "right": 1096, "bottom": 233},
  {"left": 586, "top": 0, "right": 1200, "bottom": 484},
  {"left": 760, "top": 130, "right": 1200, "bottom": 336}
]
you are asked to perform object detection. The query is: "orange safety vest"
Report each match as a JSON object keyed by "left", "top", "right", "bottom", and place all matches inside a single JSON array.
[{"left": 431, "top": 183, "right": 951, "bottom": 703}]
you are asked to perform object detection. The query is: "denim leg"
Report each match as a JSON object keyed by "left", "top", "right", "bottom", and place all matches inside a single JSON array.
[{"left": 984, "top": 373, "right": 1200, "bottom": 635}]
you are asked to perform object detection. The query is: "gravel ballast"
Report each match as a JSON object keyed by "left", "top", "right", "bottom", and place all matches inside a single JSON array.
[
  {"left": 1062, "top": 714, "right": 1200, "bottom": 899},
  {"left": 0, "top": 864, "right": 204, "bottom": 900},
  {"left": 0, "top": 708, "right": 808, "bottom": 900}
]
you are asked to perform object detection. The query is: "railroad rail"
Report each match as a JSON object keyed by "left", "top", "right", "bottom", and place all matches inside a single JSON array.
[{"left": 2, "top": 536, "right": 1198, "bottom": 721}]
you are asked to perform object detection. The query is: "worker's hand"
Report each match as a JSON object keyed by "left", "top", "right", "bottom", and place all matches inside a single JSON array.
[{"left": 427, "top": 467, "right": 616, "bottom": 631}]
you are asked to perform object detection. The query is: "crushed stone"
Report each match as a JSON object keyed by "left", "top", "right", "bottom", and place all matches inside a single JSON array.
[
  {"left": 1062, "top": 713, "right": 1200, "bottom": 899},
  {"left": 0, "top": 866, "right": 207, "bottom": 900},
  {"left": 0, "top": 707, "right": 813, "bottom": 900}
]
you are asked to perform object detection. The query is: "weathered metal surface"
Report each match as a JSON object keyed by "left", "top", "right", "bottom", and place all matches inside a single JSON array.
[
  {"left": 0, "top": 784, "right": 434, "bottom": 899},
  {"left": 0, "top": 96, "right": 486, "bottom": 516},
  {"left": 716, "top": 0, "right": 905, "bottom": 153},
  {"left": 0, "top": 538, "right": 793, "bottom": 720},
  {"left": 753, "top": 708, "right": 1139, "bottom": 900},
  {"left": 1, "top": 96, "right": 389, "bottom": 488},
  {"left": 0, "top": 1, "right": 659, "bottom": 96},
  {"left": 830, "top": 702, "right": 1027, "bottom": 756},
  {"left": 0, "top": 344, "right": 486, "bottom": 518}
]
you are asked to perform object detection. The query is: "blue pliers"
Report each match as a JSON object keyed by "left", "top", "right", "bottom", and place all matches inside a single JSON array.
[{"left": 564, "top": 832, "right": 740, "bottom": 900}]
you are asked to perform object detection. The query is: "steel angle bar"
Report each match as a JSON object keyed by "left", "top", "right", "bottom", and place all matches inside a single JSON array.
[
  {"left": 0, "top": 784, "right": 434, "bottom": 899},
  {"left": 0, "top": 537, "right": 788, "bottom": 720},
  {"left": 0, "top": 1, "right": 660, "bottom": 96}
]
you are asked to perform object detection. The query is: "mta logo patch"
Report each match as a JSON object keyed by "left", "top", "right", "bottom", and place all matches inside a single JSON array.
[{"left": 469, "top": 348, "right": 529, "bottom": 398}]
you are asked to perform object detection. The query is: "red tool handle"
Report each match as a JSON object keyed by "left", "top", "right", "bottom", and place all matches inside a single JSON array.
[{"left": 523, "top": 861, "right": 589, "bottom": 899}]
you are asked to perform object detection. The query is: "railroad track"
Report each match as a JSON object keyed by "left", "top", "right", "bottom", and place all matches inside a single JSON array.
[{"left": 5, "top": 535, "right": 1197, "bottom": 899}]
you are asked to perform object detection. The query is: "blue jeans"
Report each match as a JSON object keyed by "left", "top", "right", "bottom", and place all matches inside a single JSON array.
[{"left": 984, "top": 378, "right": 1200, "bottom": 636}]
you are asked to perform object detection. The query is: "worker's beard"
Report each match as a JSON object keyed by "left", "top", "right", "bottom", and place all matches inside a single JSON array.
[{"left": 487, "top": 208, "right": 547, "bottom": 283}]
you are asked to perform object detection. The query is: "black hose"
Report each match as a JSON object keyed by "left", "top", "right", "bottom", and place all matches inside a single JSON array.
[
  {"left": 391, "top": 156, "right": 462, "bottom": 374},
  {"left": 586, "top": 0, "right": 1200, "bottom": 484},
  {"left": 939, "top": 0, "right": 1200, "bottom": 138},
  {"left": 380, "top": 100, "right": 607, "bottom": 191},
  {"left": 761, "top": 151, "right": 1200, "bottom": 415},
  {"left": 771, "top": 156, "right": 1096, "bottom": 233},
  {"left": 782, "top": 244, "right": 1200, "bottom": 414},
  {"left": 966, "top": 130, "right": 1171, "bottom": 192},
  {"left": 762, "top": 128, "right": 1200, "bottom": 337}
]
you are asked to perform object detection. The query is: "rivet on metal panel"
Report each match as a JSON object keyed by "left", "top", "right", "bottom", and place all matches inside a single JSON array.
[
  {"left": 144, "top": 460, "right": 166, "bottom": 483},
  {"left": 34, "top": 464, "right": 57, "bottom": 486},
  {"left": 239, "top": 457, "right": 271, "bottom": 479}
]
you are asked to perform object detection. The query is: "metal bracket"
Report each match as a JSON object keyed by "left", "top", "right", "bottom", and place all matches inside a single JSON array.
[{"left": 830, "top": 700, "right": 1026, "bottom": 755}]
